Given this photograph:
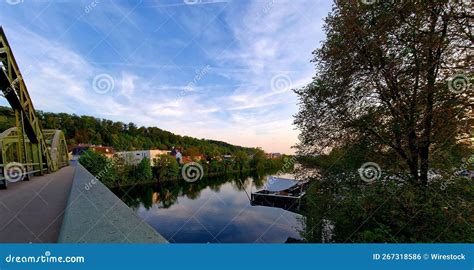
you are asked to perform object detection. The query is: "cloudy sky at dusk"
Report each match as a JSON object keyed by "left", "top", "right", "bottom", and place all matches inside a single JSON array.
[{"left": 0, "top": 0, "right": 332, "bottom": 154}]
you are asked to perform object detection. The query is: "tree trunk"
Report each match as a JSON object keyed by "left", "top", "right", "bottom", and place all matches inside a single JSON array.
[
  {"left": 407, "top": 158, "right": 419, "bottom": 184},
  {"left": 419, "top": 146, "right": 429, "bottom": 186}
]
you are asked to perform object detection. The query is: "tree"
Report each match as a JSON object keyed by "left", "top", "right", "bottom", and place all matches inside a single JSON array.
[
  {"left": 78, "top": 149, "right": 117, "bottom": 186},
  {"left": 250, "top": 148, "right": 267, "bottom": 171},
  {"left": 183, "top": 146, "right": 200, "bottom": 157},
  {"left": 294, "top": 1, "right": 472, "bottom": 185},
  {"left": 154, "top": 154, "right": 179, "bottom": 180},
  {"left": 136, "top": 157, "right": 153, "bottom": 181},
  {"left": 234, "top": 151, "right": 249, "bottom": 171}
]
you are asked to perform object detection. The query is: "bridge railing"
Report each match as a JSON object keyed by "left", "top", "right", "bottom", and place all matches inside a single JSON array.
[
  {"left": 58, "top": 164, "right": 168, "bottom": 243},
  {"left": 0, "top": 162, "right": 46, "bottom": 188}
]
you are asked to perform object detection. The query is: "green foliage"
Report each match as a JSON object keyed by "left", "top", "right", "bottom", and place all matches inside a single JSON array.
[
  {"left": 0, "top": 108, "right": 15, "bottom": 132},
  {"left": 136, "top": 157, "right": 153, "bottom": 181},
  {"left": 78, "top": 149, "right": 117, "bottom": 186},
  {"left": 154, "top": 154, "right": 179, "bottom": 180},
  {"left": 0, "top": 106, "right": 258, "bottom": 156},
  {"left": 234, "top": 150, "right": 249, "bottom": 171},
  {"left": 183, "top": 146, "right": 200, "bottom": 157},
  {"left": 294, "top": 1, "right": 472, "bottom": 243},
  {"left": 250, "top": 149, "right": 266, "bottom": 171},
  {"left": 301, "top": 175, "right": 473, "bottom": 243},
  {"left": 293, "top": 1, "right": 472, "bottom": 185},
  {"left": 80, "top": 149, "right": 291, "bottom": 187}
]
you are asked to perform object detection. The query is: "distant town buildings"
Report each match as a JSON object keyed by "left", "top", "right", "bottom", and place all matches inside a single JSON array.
[
  {"left": 266, "top": 153, "right": 282, "bottom": 159},
  {"left": 168, "top": 147, "right": 204, "bottom": 164},
  {"left": 116, "top": 149, "right": 171, "bottom": 166},
  {"left": 175, "top": 151, "right": 183, "bottom": 164},
  {"left": 71, "top": 144, "right": 115, "bottom": 160},
  {"left": 71, "top": 143, "right": 235, "bottom": 166},
  {"left": 182, "top": 155, "right": 205, "bottom": 163}
]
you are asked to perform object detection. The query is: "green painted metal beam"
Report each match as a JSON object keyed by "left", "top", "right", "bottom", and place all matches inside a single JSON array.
[{"left": 0, "top": 27, "right": 69, "bottom": 189}]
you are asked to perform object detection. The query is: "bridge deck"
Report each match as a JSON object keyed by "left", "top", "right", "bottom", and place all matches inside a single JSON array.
[{"left": 0, "top": 166, "right": 75, "bottom": 243}]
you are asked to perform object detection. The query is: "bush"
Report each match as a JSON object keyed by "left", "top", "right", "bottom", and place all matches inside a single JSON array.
[
  {"left": 78, "top": 149, "right": 117, "bottom": 186},
  {"left": 154, "top": 154, "right": 179, "bottom": 180},
  {"left": 301, "top": 174, "right": 473, "bottom": 243},
  {"left": 136, "top": 157, "right": 153, "bottom": 181}
]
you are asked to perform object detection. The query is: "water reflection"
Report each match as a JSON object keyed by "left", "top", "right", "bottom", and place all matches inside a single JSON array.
[{"left": 113, "top": 171, "right": 304, "bottom": 243}]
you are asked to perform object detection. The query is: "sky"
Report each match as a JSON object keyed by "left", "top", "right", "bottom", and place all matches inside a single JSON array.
[{"left": 0, "top": 0, "right": 332, "bottom": 154}]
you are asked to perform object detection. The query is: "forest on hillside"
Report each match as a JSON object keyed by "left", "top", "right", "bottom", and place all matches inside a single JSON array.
[{"left": 0, "top": 106, "right": 258, "bottom": 156}]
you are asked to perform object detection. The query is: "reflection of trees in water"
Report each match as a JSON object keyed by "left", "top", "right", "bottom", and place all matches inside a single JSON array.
[
  {"left": 251, "top": 171, "right": 266, "bottom": 188},
  {"left": 113, "top": 170, "right": 278, "bottom": 210}
]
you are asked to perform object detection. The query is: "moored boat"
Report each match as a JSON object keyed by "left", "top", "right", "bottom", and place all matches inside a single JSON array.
[{"left": 251, "top": 176, "right": 309, "bottom": 212}]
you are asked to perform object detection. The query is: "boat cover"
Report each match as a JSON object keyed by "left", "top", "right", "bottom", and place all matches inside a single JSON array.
[{"left": 265, "top": 176, "right": 299, "bottom": 192}]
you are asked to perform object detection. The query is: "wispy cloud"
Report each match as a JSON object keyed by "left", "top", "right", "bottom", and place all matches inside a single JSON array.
[{"left": 0, "top": 0, "right": 331, "bottom": 154}]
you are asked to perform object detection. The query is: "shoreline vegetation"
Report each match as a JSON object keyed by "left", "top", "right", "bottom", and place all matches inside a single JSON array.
[
  {"left": 112, "top": 169, "right": 278, "bottom": 211},
  {"left": 78, "top": 148, "right": 294, "bottom": 189},
  {"left": 0, "top": 104, "right": 295, "bottom": 187}
]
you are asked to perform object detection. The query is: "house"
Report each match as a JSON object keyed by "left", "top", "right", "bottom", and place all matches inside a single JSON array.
[
  {"left": 175, "top": 151, "right": 183, "bottom": 164},
  {"left": 266, "top": 153, "right": 282, "bottom": 159},
  {"left": 116, "top": 149, "right": 171, "bottom": 166},
  {"left": 71, "top": 144, "right": 116, "bottom": 160},
  {"left": 182, "top": 155, "right": 205, "bottom": 164},
  {"left": 222, "top": 155, "right": 232, "bottom": 160}
]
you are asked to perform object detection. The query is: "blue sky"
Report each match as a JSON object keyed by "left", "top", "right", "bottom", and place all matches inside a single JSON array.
[{"left": 0, "top": 0, "right": 332, "bottom": 154}]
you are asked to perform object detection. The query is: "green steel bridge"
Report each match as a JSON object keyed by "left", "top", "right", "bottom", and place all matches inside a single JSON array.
[
  {"left": 0, "top": 27, "right": 166, "bottom": 243},
  {"left": 0, "top": 26, "right": 69, "bottom": 189}
]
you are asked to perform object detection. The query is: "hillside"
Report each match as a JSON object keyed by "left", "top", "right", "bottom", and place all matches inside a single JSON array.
[{"left": 0, "top": 106, "right": 258, "bottom": 156}]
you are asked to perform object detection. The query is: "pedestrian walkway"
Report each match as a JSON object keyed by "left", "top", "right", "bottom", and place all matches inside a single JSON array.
[{"left": 0, "top": 166, "right": 75, "bottom": 243}]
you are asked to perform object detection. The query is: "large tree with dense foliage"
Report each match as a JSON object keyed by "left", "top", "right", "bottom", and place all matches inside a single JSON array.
[
  {"left": 234, "top": 151, "right": 250, "bottom": 171},
  {"left": 154, "top": 154, "right": 180, "bottom": 180},
  {"left": 295, "top": 0, "right": 472, "bottom": 185},
  {"left": 78, "top": 149, "right": 117, "bottom": 186}
]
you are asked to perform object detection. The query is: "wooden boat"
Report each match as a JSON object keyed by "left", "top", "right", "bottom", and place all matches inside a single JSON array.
[{"left": 251, "top": 176, "right": 309, "bottom": 212}]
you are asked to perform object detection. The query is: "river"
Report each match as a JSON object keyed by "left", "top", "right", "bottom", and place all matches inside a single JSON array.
[{"left": 113, "top": 171, "right": 304, "bottom": 243}]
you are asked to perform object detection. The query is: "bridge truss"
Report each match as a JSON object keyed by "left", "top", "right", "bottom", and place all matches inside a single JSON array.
[{"left": 0, "top": 27, "right": 69, "bottom": 189}]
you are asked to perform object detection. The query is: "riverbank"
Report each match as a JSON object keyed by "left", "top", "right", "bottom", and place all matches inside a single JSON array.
[
  {"left": 78, "top": 149, "right": 292, "bottom": 190},
  {"left": 110, "top": 168, "right": 276, "bottom": 189}
]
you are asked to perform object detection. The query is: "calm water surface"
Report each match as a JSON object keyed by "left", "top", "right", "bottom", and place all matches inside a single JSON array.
[{"left": 114, "top": 172, "right": 304, "bottom": 243}]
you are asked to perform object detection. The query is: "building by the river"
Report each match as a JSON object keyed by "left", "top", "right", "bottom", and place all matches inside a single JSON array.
[{"left": 116, "top": 149, "right": 171, "bottom": 165}]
